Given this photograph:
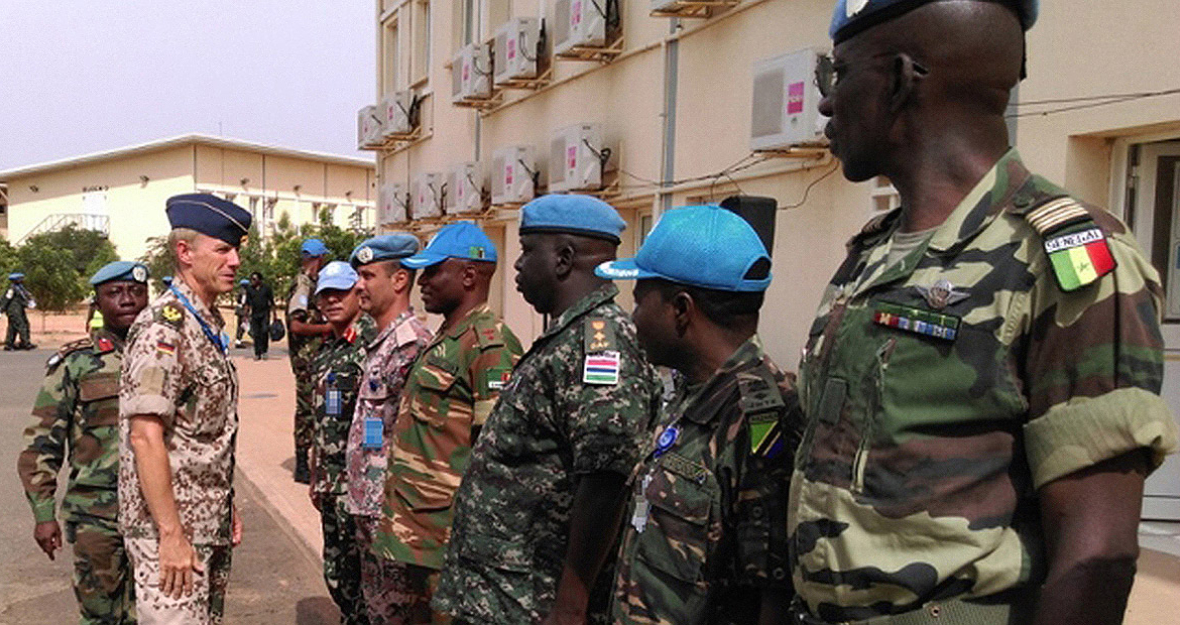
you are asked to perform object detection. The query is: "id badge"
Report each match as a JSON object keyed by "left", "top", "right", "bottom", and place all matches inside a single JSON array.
[
  {"left": 363, "top": 416, "right": 383, "bottom": 449},
  {"left": 326, "top": 389, "right": 341, "bottom": 416},
  {"left": 631, "top": 473, "right": 653, "bottom": 533}
]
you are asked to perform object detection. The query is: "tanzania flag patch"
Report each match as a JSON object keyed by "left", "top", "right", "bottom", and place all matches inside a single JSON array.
[
  {"left": 873, "top": 301, "right": 960, "bottom": 341},
  {"left": 748, "top": 413, "right": 784, "bottom": 458},
  {"left": 583, "top": 351, "right": 620, "bottom": 385},
  {"left": 1044, "top": 226, "right": 1116, "bottom": 292}
]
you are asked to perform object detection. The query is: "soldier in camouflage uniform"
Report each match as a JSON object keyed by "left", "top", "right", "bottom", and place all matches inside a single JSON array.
[
  {"left": 17, "top": 261, "right": 150, "bottom": 625},
  {"left": 3, "top": 272, "right": 37, "bottom": 350},
  {"left": 289, "top": 238, "right": 333, "bottom": 484},
  {"left": 119, "top": 194, "right": 250, "bottom": 625},
  {"left": 434, "top": 195, "right": 661, "bottom": 625},
  {"left": 348, "top": 234, "right": 434, "bottom": 624},
  {"left": 597, "top": 206, "right": 802, "bottom": 625},
  {"left": 309, "top": 261, "right": 378, "bottom": 624},
  {"left": 790, "top": 2, "right": 1179, "bottom": 624},
  {"left": 373, "top": 222, "right": 524, "bottom": 623}
]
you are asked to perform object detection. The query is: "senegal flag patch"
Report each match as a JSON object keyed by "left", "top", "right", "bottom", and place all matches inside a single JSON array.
[{"left": 1044, "top": 226, "right": 1116, "bottom": 292}]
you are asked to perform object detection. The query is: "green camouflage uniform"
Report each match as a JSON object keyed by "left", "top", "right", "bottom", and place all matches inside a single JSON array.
[
  {"left": 434, "top": 284, "right": 662, "bottom": 625},
  {"left": 311, "top": 313, "right": 378, "bottom": 624},
  {"left": 790, "top": 150, "right": 1180, "bottom": 623},
  {"left": 289, "top": 271, "right": 326, "bottom": 451},
  {"left": 17, "top": 330, "right": 136, "bottom": 624},
  {"left": 3, "top": 280, "right": 34, "bottom": 348},
  {"left": 611, "top": 337, "right": 801, "bottom": 625}
]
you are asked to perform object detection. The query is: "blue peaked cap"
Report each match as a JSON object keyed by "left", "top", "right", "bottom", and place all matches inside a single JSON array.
[
  {"left": 90, "top": 261, "right": 149, "bottom": 287},
  {"left": 830, "top": 0, "right": 1038, "bottom": 43},
  {"left": 350, "top": 233, "right": 421, "bottom": 267},
  {"left": 519, "top": 194, "right": 626, "bottom": 244},
  {"left": 402, "top": 222, "right": 497, "bottom": 269},
  {"left": 166, "top": 193, "right": 252, "bottom": 247},
  {"left": 315, "top": 261, "right": 360, "bottom": 295},
  {"left": 596, "top": 205, "right": 772, "bottom": 292},
  {"left": 301, "top": 238, "right": 329, "bottom": 257},
  {"left": 8, "top": 273, "right": 24, "bottom": 281}
]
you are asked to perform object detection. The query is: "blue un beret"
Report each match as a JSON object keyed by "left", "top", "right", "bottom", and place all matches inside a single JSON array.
[
  {"left": 90, "top": 261, "right": 150, "bottom": 287},
  {"left": 166, "top": 193, "right": 253, "bottom": 247},
  {"left": 350, "top": 233, "right": 421, "bottom": 268},
  {"left": 8, "top": 272, "right": 24, "bottom": 281},
  {"left": 831, "top": 0, "right": 1039, "bottom": 43},
  {"left": 519, "top": 194, "right": 626, "bottom": 244}
]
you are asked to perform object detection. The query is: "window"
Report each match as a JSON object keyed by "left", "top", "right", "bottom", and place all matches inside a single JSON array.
[
  {"left": 412, "top": 0, "right": 432, "bottom": 84},
  {"left": 871, "top": 176, "right": 900, "bottom": 213},
  {"left": 383, "top": 18, "right": 400, "bottom": 94},
  {"left": 639, "top": 213, "right": 654, "bottom": 247},
  {"left": 454, "top": 0, "right": 476, "bottom": 49}
]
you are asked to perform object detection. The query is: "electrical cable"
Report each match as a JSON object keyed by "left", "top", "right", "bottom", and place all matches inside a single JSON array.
[
  {"left": 780, "top": 160, "right": 840, "bottom": 210},
  {"left": 1006, "top": 87, "right": 1180, "bottom": 118}
]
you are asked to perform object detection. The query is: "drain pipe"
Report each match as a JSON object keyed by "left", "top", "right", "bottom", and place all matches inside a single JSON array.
[{"left": 658, "top": 18, "right": 680, "bottom": 219}]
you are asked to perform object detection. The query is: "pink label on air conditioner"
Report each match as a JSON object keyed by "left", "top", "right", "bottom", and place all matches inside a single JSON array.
[
  {"left": 568, "top": 146, "right": 577, "bottom": 169},
  {"left": 507, "top": 165, "right": 514, "bottom": 185},
  {"left": 573, "top": 1, "right": 582, "bottom": 26},
  {"left": 464, "top": 65, "right": 470, "bottom": 80},
  {"left": 787, "top": 82, "right": 805, "bottom": 115},
  {"left": 508, "top": 39, "right": 516, "bottom": 60}
]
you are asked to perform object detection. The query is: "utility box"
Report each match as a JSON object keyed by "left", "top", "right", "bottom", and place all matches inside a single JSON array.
[
  {"left": 494, "top": 17, "right": 543, "bottom": 85},
  {"left": 446, "top": 161, "right": 485, "bottom": 215},
  {"left": 548, "top": 123, "right": 604, "bottom": 193},
  {"left": 750, "top": 48, "right": 829, "bottom": 151},
  {"left": 378, "top": 182, "right": 407, "bottom": 225},
  {"left": 491, "top": 145, "right": 536, "bottom": 205},
  {"left": 411, "top": 172, "right": 445, "bottom": 220}
]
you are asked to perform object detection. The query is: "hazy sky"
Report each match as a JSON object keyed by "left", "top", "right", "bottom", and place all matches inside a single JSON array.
[{"left": 0, "top": 0, "right": 376, "bottom": 171}]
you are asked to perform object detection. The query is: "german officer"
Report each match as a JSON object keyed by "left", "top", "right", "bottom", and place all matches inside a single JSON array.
[
  {"left": 598, "top": 206, "right": 801, "bottom": 625},
  {"left": 18, "top": 261, "right": 150, "bottom": 624},
  {"left": 790, "top": 2, "right": 1179, "bottom": 623}
]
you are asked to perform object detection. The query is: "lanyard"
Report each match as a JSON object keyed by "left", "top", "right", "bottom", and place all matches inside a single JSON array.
[{"left": 169, "top": 285, "right": 228, "bottom": 354}]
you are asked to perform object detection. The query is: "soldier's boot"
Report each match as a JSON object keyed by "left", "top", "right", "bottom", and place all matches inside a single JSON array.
[{"left": 294, "top": 447, "right": 311, "bottom": 484}]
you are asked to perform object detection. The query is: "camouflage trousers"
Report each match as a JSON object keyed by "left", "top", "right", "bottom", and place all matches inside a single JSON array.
[
  {"left": 321, "top": 494, "right": 368, "bottom": 624},
  {"left": 125, "top": 537, "right": 232, "bottom": 625},
  {"left": 356, "top": 514, "right": 423, "bottom": 624},
  {"left": 5, "top": 309, "right": 30, "bottom": 347},
  {"left": 291, "top": 354, "right": 316, "bottom": 450},
  {"left": 66, "top": 520, "right": 136, "bottom": 625}
]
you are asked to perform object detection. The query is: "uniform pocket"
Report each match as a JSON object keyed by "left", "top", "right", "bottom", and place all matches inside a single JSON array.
[
  {"left": 460, "top": 533, "right": 532, "bottom": 573},
  {"left": 412, "top": 364, "right": 458, "bottom": 428},
  {"left": 637, "top": 456, "right": 713, "bottom": 583},
  {"left": 79, "top": 373, "right": 120, "bottom": 427},
  {"left": 393, "top": 476, "right": 455, "bottom": 512}
]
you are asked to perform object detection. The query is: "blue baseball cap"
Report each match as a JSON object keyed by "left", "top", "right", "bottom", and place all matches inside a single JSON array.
[
  {"left": 315, "top": 261, "right": 360, "bottom": 295},
  {"left": 8, "top": 272, "right": 24, "bottom": 281},
  {"left": 350, "top": 233, "right": 421, "bottom": 267},
  {"left": 239, "top": 278, "right": 249, "bottom": 286},
  {"left": 519, "top": 194, "right": 626, "bottom": 244},
  {"left": 596, "top": 205, "right": 772, "bottom": 292},
  {"left": 831, "top": 0, "right": 1038, "bottom": 43},
  {"left": 301, "top": 238, "right": 329, "bottom": 257},
  {"left": 90, "top": 261, "right": 149, "bottom": 287},
  {"left": 402, "top": 222, "right": 498, "bottom": 269},
  {"left": 166, "top": 193, "right": 252, "bottom": 247}
]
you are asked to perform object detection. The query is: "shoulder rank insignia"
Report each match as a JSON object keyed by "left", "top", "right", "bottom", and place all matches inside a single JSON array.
[
  {"left": 915, "top": 279, "right": 969, "bottom": 310},
  {"left": 47, "top": 337, "right": 93, "bottom": 370},
  {"left": 584, "top": 317, "right": 616, "bottom": 353},
  {"left": 873, "top": 301, "right": 960, "bottom": 341},
  {"left": 1026, "top": 197, "right": 1116, "bottom": 292},
  {"left": 158, "top": 303, "right": 185, "bottom": 328}
]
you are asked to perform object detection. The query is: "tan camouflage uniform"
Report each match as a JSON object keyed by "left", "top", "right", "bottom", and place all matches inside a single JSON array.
[
  {"left": 289, "top": 271, "right": 327, "bottom": 453},
  {"left": 611, "top": 338, "right": 801, "bottom": 625},
  {"left": 790, "top": 150, "right": 1180, "bottom": 623},
  {"left": 434, "top": 284, "right": 662, "bottom": 625},
  {"left": 372, "top": 303, "right": 523, "bottom": 620},
  {"left": 18, "top": 330, "right": 136, "bottom": 624},
  {"left": 346, "top": 307, "right": 432, "bottom": 624},
  {"left": 119, "top": 281, "right": 238, "bottom": 625}
]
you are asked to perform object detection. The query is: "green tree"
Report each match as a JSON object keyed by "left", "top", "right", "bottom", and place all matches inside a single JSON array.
[
  {"left": 0, "top": 238, "right": 18, "bottom": 281},
  {"left": 17, "top": 226, "right": 119, "bottom": 311}
]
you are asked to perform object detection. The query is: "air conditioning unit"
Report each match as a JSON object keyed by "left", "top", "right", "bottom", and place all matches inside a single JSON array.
[
  {"left": 446, "top": 162, "right": 485, "bottom": 215},
  {"left": 553, "top": 0, "right": 607, "bottom": 56},
  {"left": 451, "top": 42, "right": 493, "bottom": 103},
  {"left": 378, "top": 183, "right": 408, "bottom": 225},
  {"left": 494, "top": 17, "right": 542, "bottom": 85},
  {"left": 750, "top": 48, "right": 829, "bottom": 151},
  {"left": 410, "top": 172, "right": 445, "bottom": 220},
  {"left": 381, "top": 90, "right": 415, "bottom": 137},
  {"left": 549, "top": 123, "right": 603, "bottom": 193},
  {"left": 491, "top": 145, "right": 536, "bottom": 205},
  {"left": 356, "top": 105, "right": 384, "bottom": 149}
]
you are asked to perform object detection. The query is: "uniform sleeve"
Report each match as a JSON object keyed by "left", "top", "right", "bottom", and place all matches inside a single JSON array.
[
  {"left": 120, "top": 321, "right": 186, "bottom": 426},
  {"left": 288, "top": 278, "right": 310, "bottom": 316},
  {"left": 468, "top": 329, "right": 524, "bottom": 427},
  {"left": 1022, "top": 232, "right": 1179, "bottom": 488},
  {"left": 16, "top": 359, "right": 76, "bottom": 523},
  {"left": 566, "top": 325, "right": 661, "bottom": 477}
]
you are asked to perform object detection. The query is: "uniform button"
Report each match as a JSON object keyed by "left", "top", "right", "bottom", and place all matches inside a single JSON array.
[
  {"left": 1014, "top": 196, "right": 1032, "bottom": 208},
  {"left": 752, "top": 506, "right": 764, "bottom": 519},
  {"left": 928, "top": 604, "right": 941, "bottom": 618},
  {"left": 773, "top": 568, "right": 786, "bottom": 580}
]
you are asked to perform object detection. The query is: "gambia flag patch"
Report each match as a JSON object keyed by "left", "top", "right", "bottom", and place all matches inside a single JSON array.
[
  {"left": 583, "top": 351, "right": 620, "bottom": 385},
  {"left": 1044, "top": 225, "right": 1116, "bottom": 292}
]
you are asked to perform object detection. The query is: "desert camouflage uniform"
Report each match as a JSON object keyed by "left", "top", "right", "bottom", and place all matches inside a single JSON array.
[
  {"left": 311, "top": 313, "right": 378, "bottom": 624},
  {"left": 2, "top": 281, "right": 34, "bottom": 348},
  {"left": 372, "top": 304, "right": 522, "bottom": 620},
  {"left": 289, "top": 271, "right": 327, "bottom": 451},
  {"left": 347, "top": 308, "right": 432, "bottom": 624},
  {"left": 790, "top": 150, "right": 1180, "bottom": 623},
  {"left": 119, "top": 281, "right": 238, "bottom": 625},
  {"left": 434, "top": 284, "right": 661, "bottom": 625},
  {"left": 612, "top": 338, "right": 801, "bottom": 625},
  {"left": 17, "top": 330, "right": 136, "bottom": 624}
]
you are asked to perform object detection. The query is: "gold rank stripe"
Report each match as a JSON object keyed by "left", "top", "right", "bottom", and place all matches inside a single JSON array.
[{"left": 1026, "top": 197, "right": 1088, "bottom": 234}]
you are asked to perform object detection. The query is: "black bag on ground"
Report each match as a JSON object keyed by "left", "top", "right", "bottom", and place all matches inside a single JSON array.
[{"left": 269, "top": 318, "right": 286, "bottom": 342}]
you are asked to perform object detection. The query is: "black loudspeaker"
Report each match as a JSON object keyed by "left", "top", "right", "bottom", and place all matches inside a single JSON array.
[{"left": 721, "top": 195, "right": 777, "bottom": 258}]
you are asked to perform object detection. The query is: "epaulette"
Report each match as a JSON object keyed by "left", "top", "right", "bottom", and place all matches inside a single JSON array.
[
  {"left": 583, "top": 316, "right": 617, "bottom": 354},
  {"left": 846, "top": 208, "right": 900, "bottom": 251},
  {"left": 1022, "top": 195, "right": 1117, "bottom": 292},
  {"left": 155, "top": 301, "right": 186, "bottom": 329},
  {"left": 582, "top": 316, "right": 621, "bottom": 385},
  {"left": 46, "top": 337, "right": 93, "bottom": 371},
  {"left": 473, "top": 317, "right": 505, "bottom": 349}
]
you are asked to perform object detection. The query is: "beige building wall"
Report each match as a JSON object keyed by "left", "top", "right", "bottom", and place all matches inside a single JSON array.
[{"left": 4, "top": 136, "right": 377, "bottom": 263}]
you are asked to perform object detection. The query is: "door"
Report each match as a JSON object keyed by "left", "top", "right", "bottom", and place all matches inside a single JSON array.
[{"left": 1128, "top": 140, "right": 1180, "bottom": 520}]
